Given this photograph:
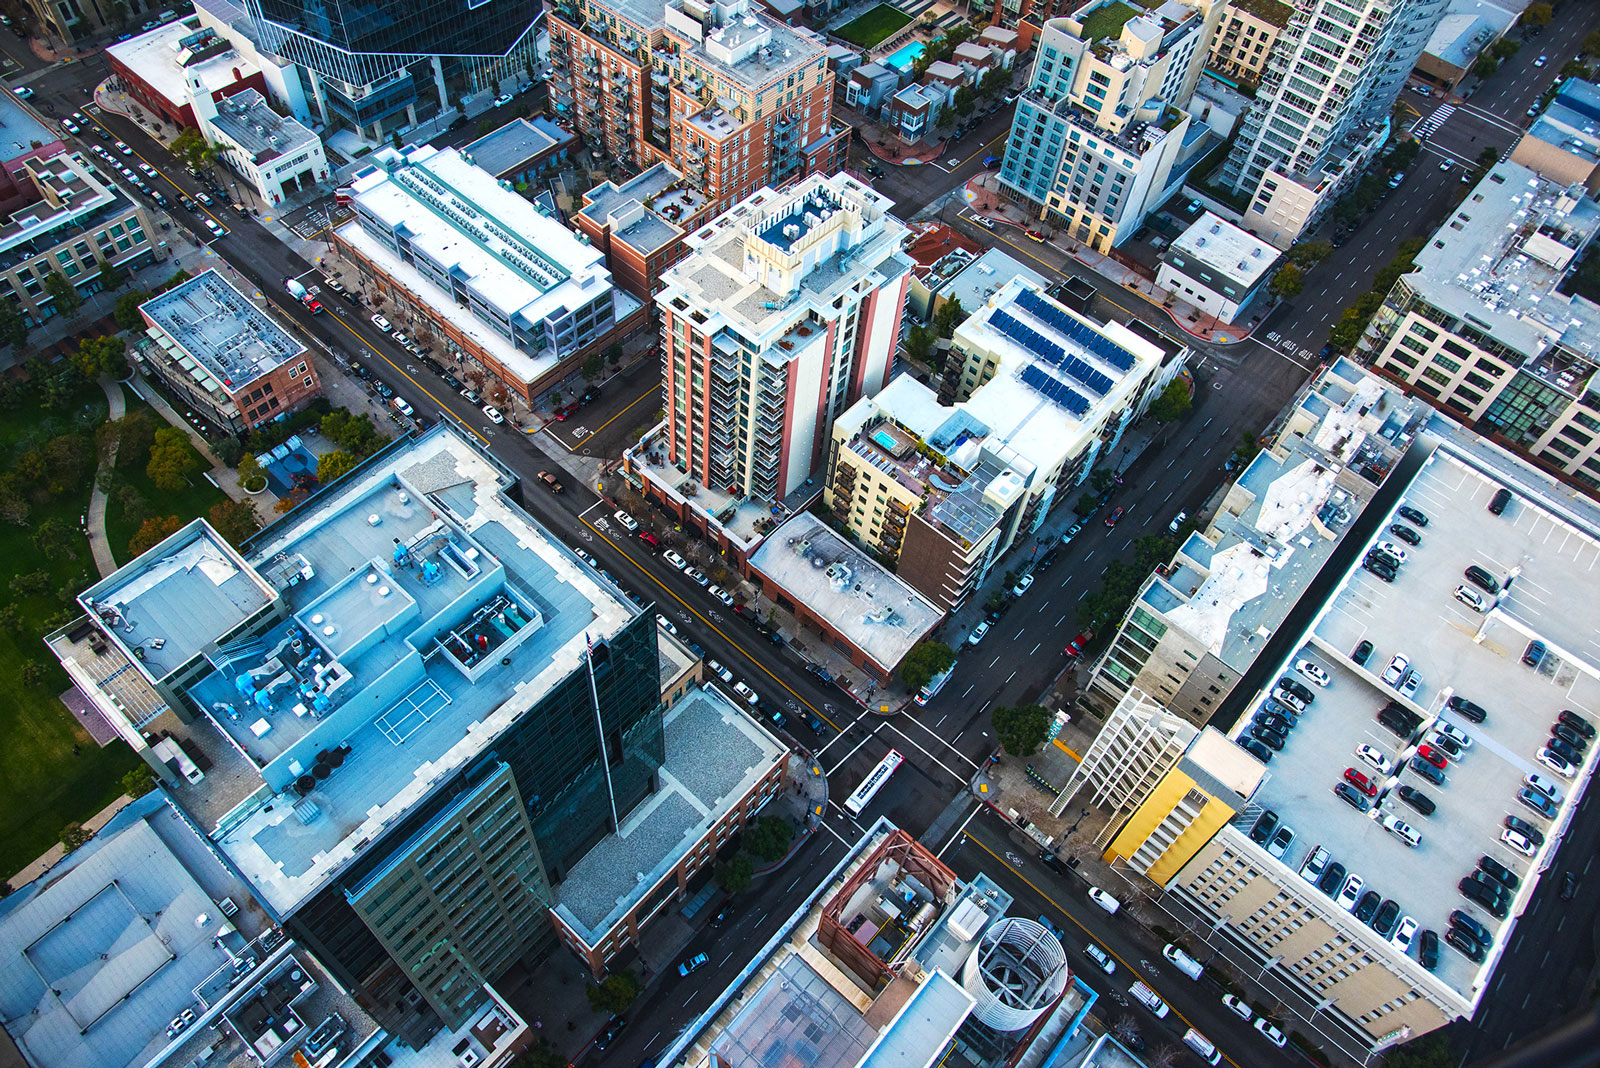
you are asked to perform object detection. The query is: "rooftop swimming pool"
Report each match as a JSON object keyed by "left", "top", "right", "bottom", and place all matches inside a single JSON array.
[{"left": 883, "top": 40, "right": 925, "bottom": 70}]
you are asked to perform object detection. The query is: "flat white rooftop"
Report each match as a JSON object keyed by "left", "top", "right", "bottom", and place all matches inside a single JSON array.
[
  {"left": 107, "top": 17, "right": 252, "bottom": 110},
  {"left": 140, "top": 269, "right": 306, "bottom": 392},
  {"left": 1169, "top": 211, "right": 1278, "bottom": 287},
  {"left": 748, "top": 512, "right": 942, "bottom": 673}
]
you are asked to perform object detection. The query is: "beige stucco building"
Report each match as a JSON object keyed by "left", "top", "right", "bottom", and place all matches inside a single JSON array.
[{"left": 1205, "top": 0, "right": 1290, "bottom": 87}]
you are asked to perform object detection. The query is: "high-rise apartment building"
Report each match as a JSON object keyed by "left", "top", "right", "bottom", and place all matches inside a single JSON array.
[
  {"left": 996, "top": 0, "right": 1225, "bottom": 252},
  {"left": 1217, "top": 0, "right": 1447, "bottom": 245},
  {"left": 1049, "top": 687, "right": 1199, "bottom": 830},
  {"left": 1359, "top": 161, "right": 1600, "bottom": 491},
  {"left": 647, "top": 173, "right": 912, "bottom": 509},
  {"left": 548, "top": 0, "right": 849, "bottom": 215},
  {"left": 242, "top": 0, "right": 540, "bottom": 141},
  {"left": 48, "top": 426, "right": 664, "bottom": 1047},
  {"left": 825, "top": 276, "right": 1178, "bottom": 610}
]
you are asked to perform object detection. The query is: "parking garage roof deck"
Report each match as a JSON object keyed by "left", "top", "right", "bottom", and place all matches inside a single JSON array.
[
  {"left": 1228, "top": 438, "right": 1600, "bottom": 1006},
  {"left": 151, "top": 428, "right": 637, "bottom": 915}
]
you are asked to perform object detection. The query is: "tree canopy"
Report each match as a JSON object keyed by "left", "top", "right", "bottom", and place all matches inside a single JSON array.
[
  {"left": 992, "top": 704, "right": 1051, "bottom": 757},
  {"left": 208, "top": 499, "right": 260, "bottom": 546},
  {"left": 1146, "top": 379, "right": 1191, "bottom": 423},
  {"left": 899, "top": 640, "right": 955, "bottom": 692},
  {"left": 130, "top": 515, "right": 184, "bottom": 555},
  {"left": 317, "top": 450, "right": 359, "bottom": 485},
  {"left": 146, "top": 427, "right": 199, "bottom": 492},
  {"left": 1269, "top": 263, "right": 1304, "bottom": 299}
]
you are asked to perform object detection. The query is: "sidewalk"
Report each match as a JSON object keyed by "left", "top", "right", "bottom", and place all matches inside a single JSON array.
[
  {"left": 128, "top": 372, "right": 280, "bottom": 512},
  {"left": 86, "top": 375, "right": 127, "bottom": 577}
]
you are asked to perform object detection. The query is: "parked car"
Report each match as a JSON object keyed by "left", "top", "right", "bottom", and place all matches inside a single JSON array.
[
  {"left": 707, "top": 584, "right": 736, "bottom": 606},
  {"left": 1448, "top": 694, "right": 1488, "bottom": 723},
  {"left": 1011, "top": 573, "right": 1034, "bottom": 597},
  {"left": 1221, "top": 994, "right": 1253, "bottom": 1022},
  {"left": 1382, "top": 655, "right": 1410, "bottom": 687},
  {"left": 1388, "top": 523, "right": 1421, "bottom": 545},
  {"left": 1559, "top": 709, "right": 1595, "bottom": 737},
  {"left": 1538, "top": 748, "right": 1579, "bottom": 778},
  {"left": 613, "top": 510, "right": 640, "bottom": 532},
  {"left": 1523, "top": 640, "right": 1548, "bottom": 668},
  {"left": 731, "top": 681, "right": 760, "bottom": 706},
  {"left": 1249, "top": 810, "right": 1279, "bottom": 844},
  {"left": 1355, "top": 744, "right": 1394, "bottom": 775},
  {"left": 1253, "top": 1020, "right": 1288, "bottom": 1049},
  {"left": 1397, "top": 785, "right": 1436, "bottom": 816},
  {"left": 1500, "top": 829, "right": 1538, "bottom": 858},
  {"left": 371, "top": 313, "right": 392, "bottom": 331},
  {"left": 1087, "top": 887, "right": 1120, "bottom": 914},
  {"left": 663, "top": 549, "right": 687, "bottom": 570},
  {"left": 1351, "top": 640, "right": 1374, "bottom": 666},
  {"left": 1504, "top": 815, "right": 1546, "bottom": 847},
  {"left": 1478, "top": 855, "right": 1521, "bottom": 890},
  {"left": 1334, "top": 782, "right": 1370, "bottom": 811},
  {"left": 1463, "top": 564, "right": 1501, "bottom": 594},
  {"left": 706, "top": 659, "right": 734, "bottom": 684},
  {"left": 967, "top": 621, "right": 991, "bottom": 646}
]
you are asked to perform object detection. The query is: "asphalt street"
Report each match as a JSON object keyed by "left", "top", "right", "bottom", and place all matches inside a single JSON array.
[{"left": 9, "top": 14, "right": 1600, "bottom": 1065}]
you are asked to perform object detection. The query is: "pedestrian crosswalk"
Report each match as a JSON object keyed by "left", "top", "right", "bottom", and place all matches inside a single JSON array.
[{"left": 1414, "top": 103, "right": 1455, "bottom": 140}]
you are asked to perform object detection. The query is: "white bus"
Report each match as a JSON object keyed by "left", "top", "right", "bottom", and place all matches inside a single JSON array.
[
  {"left": 844, "top": 749, "right": 904, "bottom": 816},
  {"left": 913, "top": 663, "right": 956, "bottom": 706}
]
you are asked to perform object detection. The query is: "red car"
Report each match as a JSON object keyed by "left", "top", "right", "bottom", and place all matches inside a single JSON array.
[
  {"left": 1343, "top": 767, "right": 1379, "bottom": 797},
  {"left": 1416, "top": 744, "right": 1448, "bottom": 769},
  {"left": 554, "top": 402, "right": 581, "bottom": 421},
  {"left": 1064, "top": 632, "right": 1092, "bottom": 658},
  {"left": 1025, "top": 230, "right": 1047, "bottom": 242},
  {"left": 1104, "top": 506, "right": 1125, "bottom": 528}
]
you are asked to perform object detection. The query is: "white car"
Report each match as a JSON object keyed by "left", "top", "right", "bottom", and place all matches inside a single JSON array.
[
  {"left": 731, "top": 681, "right": 759, "bottom": 706},
  {"left": 1373, "top": 540, "right": 1408, "bottom": 564},
  {"left": 1454, "top": 584, "right": 1487, "bottom": 612},
  {"left": 685, "top": 567, "right": 709, "bottom": 586},
  {"left": 1082, "top": 943, "right": 1116, "bottom": 974},
  {"left": 1537, "top": 748, "right": 1578, "bottom": 778},
  {"left": 663, "top": 549, "right": 688, "bottom": 570},
  {"left": 1399, "top": 671, "right": 1424, "bottom": 702},
  {"left": 1011, "top": 573, "right": 1034, "bottom": 597},
  {"left": 1254, "top": 1019, "right": 1288, "bottom": 1048},
  {"left": 1391, "top": 916, "right": 1418, "bottom": 953},
  {"left": 967, "top": 621, "right": 991, "bottom": 646},
  {"left": 573, "top": 547, "right": 595, "bottom": 565},
  {"left": 13, "top": 86, "right": 31, "bottom": 99},
  {"left": 371, "top": 313, "right": 392, "bottom": 331},
  {"left": 1534, "top": 54, "right": 1547, "bottom": 67},
  {"left": 1294, "top": 658, "right": 1331, "bottom": 687},
  {"left": 493, "top": 93, "right": 512, "bottom": 106},
  {"left": 115, "top": 140, "right": 132, "bottom": 154},
  {"left": 1355, "top": 744, "right": 1393, "bottom": 775},
  {"left": 481, "top": 405, "right": 504, "bottom": 424},
  {"left": 1272, "top": 687, "right": 1308, "bottom": 713},
  {"left": 1168, "top": 511, "right": 1187, "bottom": 533},
  {"left": 1087, "top": 887, "right": 1120, "bottom": 914},
  {"left": 1337, "top": 873, "right": 1364, "bottom": 912},
  {"left": 392, "top": 332, "right": 411, "bottom": 347},
  {"left": 706, "top": 659, "right": 734, "bottom": 684},
  {"left": 62, "top": 119, "right": 79, "bottom": 134},
  {"left": 203, "top": 218, "right": 226, "bottom": 238},
  {"left": 138, "top": 162, "right": 156, "bottom": 177},
  {"left": 1501, "top": 829, "right": 1537, "bottom": 857},
  {"left": 391, "top": 396, "right": 414, "bottom": 417},
  {"left": 1382, "top": 654, "right": 1410, "bottom": 687},
  {"left": 707, "top": 584, "right": 735, "bottom": 606},
  {"left": 1435, "top": 722, "right": 1473, "bottom": 749},
  {"left": 613, "top": 509, "right": 639, "bottom": 532},
  {"left": 1524, "top": 773, "right": 1563, "bottom": 802},
  {"left": 1221, "top": 994, "right": 1254, "bottom": 1022},
  {"left": 655, "top": 614, "right": 677, "bottom": 635}
]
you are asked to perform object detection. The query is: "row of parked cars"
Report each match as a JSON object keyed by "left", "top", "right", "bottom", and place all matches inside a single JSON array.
[
  {"left": 1293, "top": 837, "right": 1439, "bottom": 969},
  {"left": 1237, "top": 659, "right": 1327, "bottom": 763}
]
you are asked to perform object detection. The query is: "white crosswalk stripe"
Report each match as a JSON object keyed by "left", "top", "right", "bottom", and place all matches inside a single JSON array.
[{"left": 1414, "top": 103, "right": 1456, "bottom": 140}]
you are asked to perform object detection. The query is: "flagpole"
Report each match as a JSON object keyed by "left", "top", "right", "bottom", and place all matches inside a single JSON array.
[{"left": 586, "top": 632, "right": 620, "bottom": 831}]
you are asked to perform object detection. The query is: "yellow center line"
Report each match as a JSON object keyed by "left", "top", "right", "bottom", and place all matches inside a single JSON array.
[
  {"left": 547, "top": 382, "right": 656, "bottom": 450},
  {"left": 321, "top": 308, "right": 492, "bottom": 448},
  {"left": 578, "top": 514, "right": 843, "bottom": 733},
  {"left": 962, "top": 835, "right": 1245, "bottom": 1068}
]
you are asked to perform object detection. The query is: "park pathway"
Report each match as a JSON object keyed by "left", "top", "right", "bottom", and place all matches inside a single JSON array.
[{"left": 86, "top": 375, "right": 126, "bottom": 577}]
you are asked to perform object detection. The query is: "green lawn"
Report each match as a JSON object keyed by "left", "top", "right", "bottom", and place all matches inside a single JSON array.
[
  {"left": 0, "top": 384, "right": 140, "bottom": 882},
  {"left": 1080, "top": 0, "right": 1139, "bottom": 41},
  {"left": 103, "top": 399, "right": 227, "bottom": 567},
  {"left": 834, "top": 3, "right": 914, "bottom": 47}
]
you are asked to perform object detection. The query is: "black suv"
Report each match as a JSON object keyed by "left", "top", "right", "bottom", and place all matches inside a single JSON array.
[
  {"left": 1353, "top": 890, "right": 1381, "bottom": 923},
  {"left": 1397, "top": 785, "right": 1436, "bottom": 816},
  {"left": 1038, "top": 850, "right": 1070, "bottom": 876},
  {"left": 1446, "top": 927, "right": 1487, "bottom": 961},
  {"left": 1250, "top": 810, "right": 1280, "bottom": 844},
  {"left": 1552, "top": 723, "right": 1589, "bottom": 752},
  {"left": 1372, "top": 898, "right": 1400, "bottom": 936},
  {"left": 1317, "top": 861, "right": 1347, "bottom": 895},
  {"left": 1478, "top": 855, "right": 1521, "bottom": 890},
  {"left": 1458, "top": 877, "right": 1509, "bottom": 919},
  {"left": 1352, "top": 640, "right": 1373, "bottom": 666},
  {"left": 1559, "top": 709, "right": 1595, "bottom": 737},
  {"left": 1448, "top": 694, "right": 1488, "bottom": 724},
  {"left": 1450, "top": 910, "right": 1494, "bottom": 947},
  {"left": 593, "top": 1016, "right": 627, "bottom": 1051},
  {"left": 1463, "top": 564, "right": 1501, "bottom": 594}
]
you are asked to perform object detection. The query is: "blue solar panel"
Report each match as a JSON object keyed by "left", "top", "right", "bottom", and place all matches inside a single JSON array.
[
  {"left": 1019, "top": 362, "right": 1090, "bottom": 414},
  {"left": 1015, "top": 288, "right": 1138, "bottom": 372}
]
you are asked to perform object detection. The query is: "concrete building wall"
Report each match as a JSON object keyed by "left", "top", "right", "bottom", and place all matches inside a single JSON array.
[
  {"left": 1104, "top": 763, "right": 1238, "bottom": 884},
  {"left": 1170, "top": 834, "right": 1458, "bottom": 1045},
  {"left": 1206, "top": 5, "right": 1286, "bottom": 86},
  {"left": 2, "top": 202, "right": 157, "bottom": 325}
]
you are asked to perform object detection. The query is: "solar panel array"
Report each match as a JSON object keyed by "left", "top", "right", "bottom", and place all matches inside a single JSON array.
[
  {"left": 991, "top": 310, "right": 1115, "bottom": 396},
  {"left": 1015, "top": 288, "right": 1138, "bottom": 372},
  {"left": 1019, "top": 363, "right": 1090, "bottom": 415}
]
